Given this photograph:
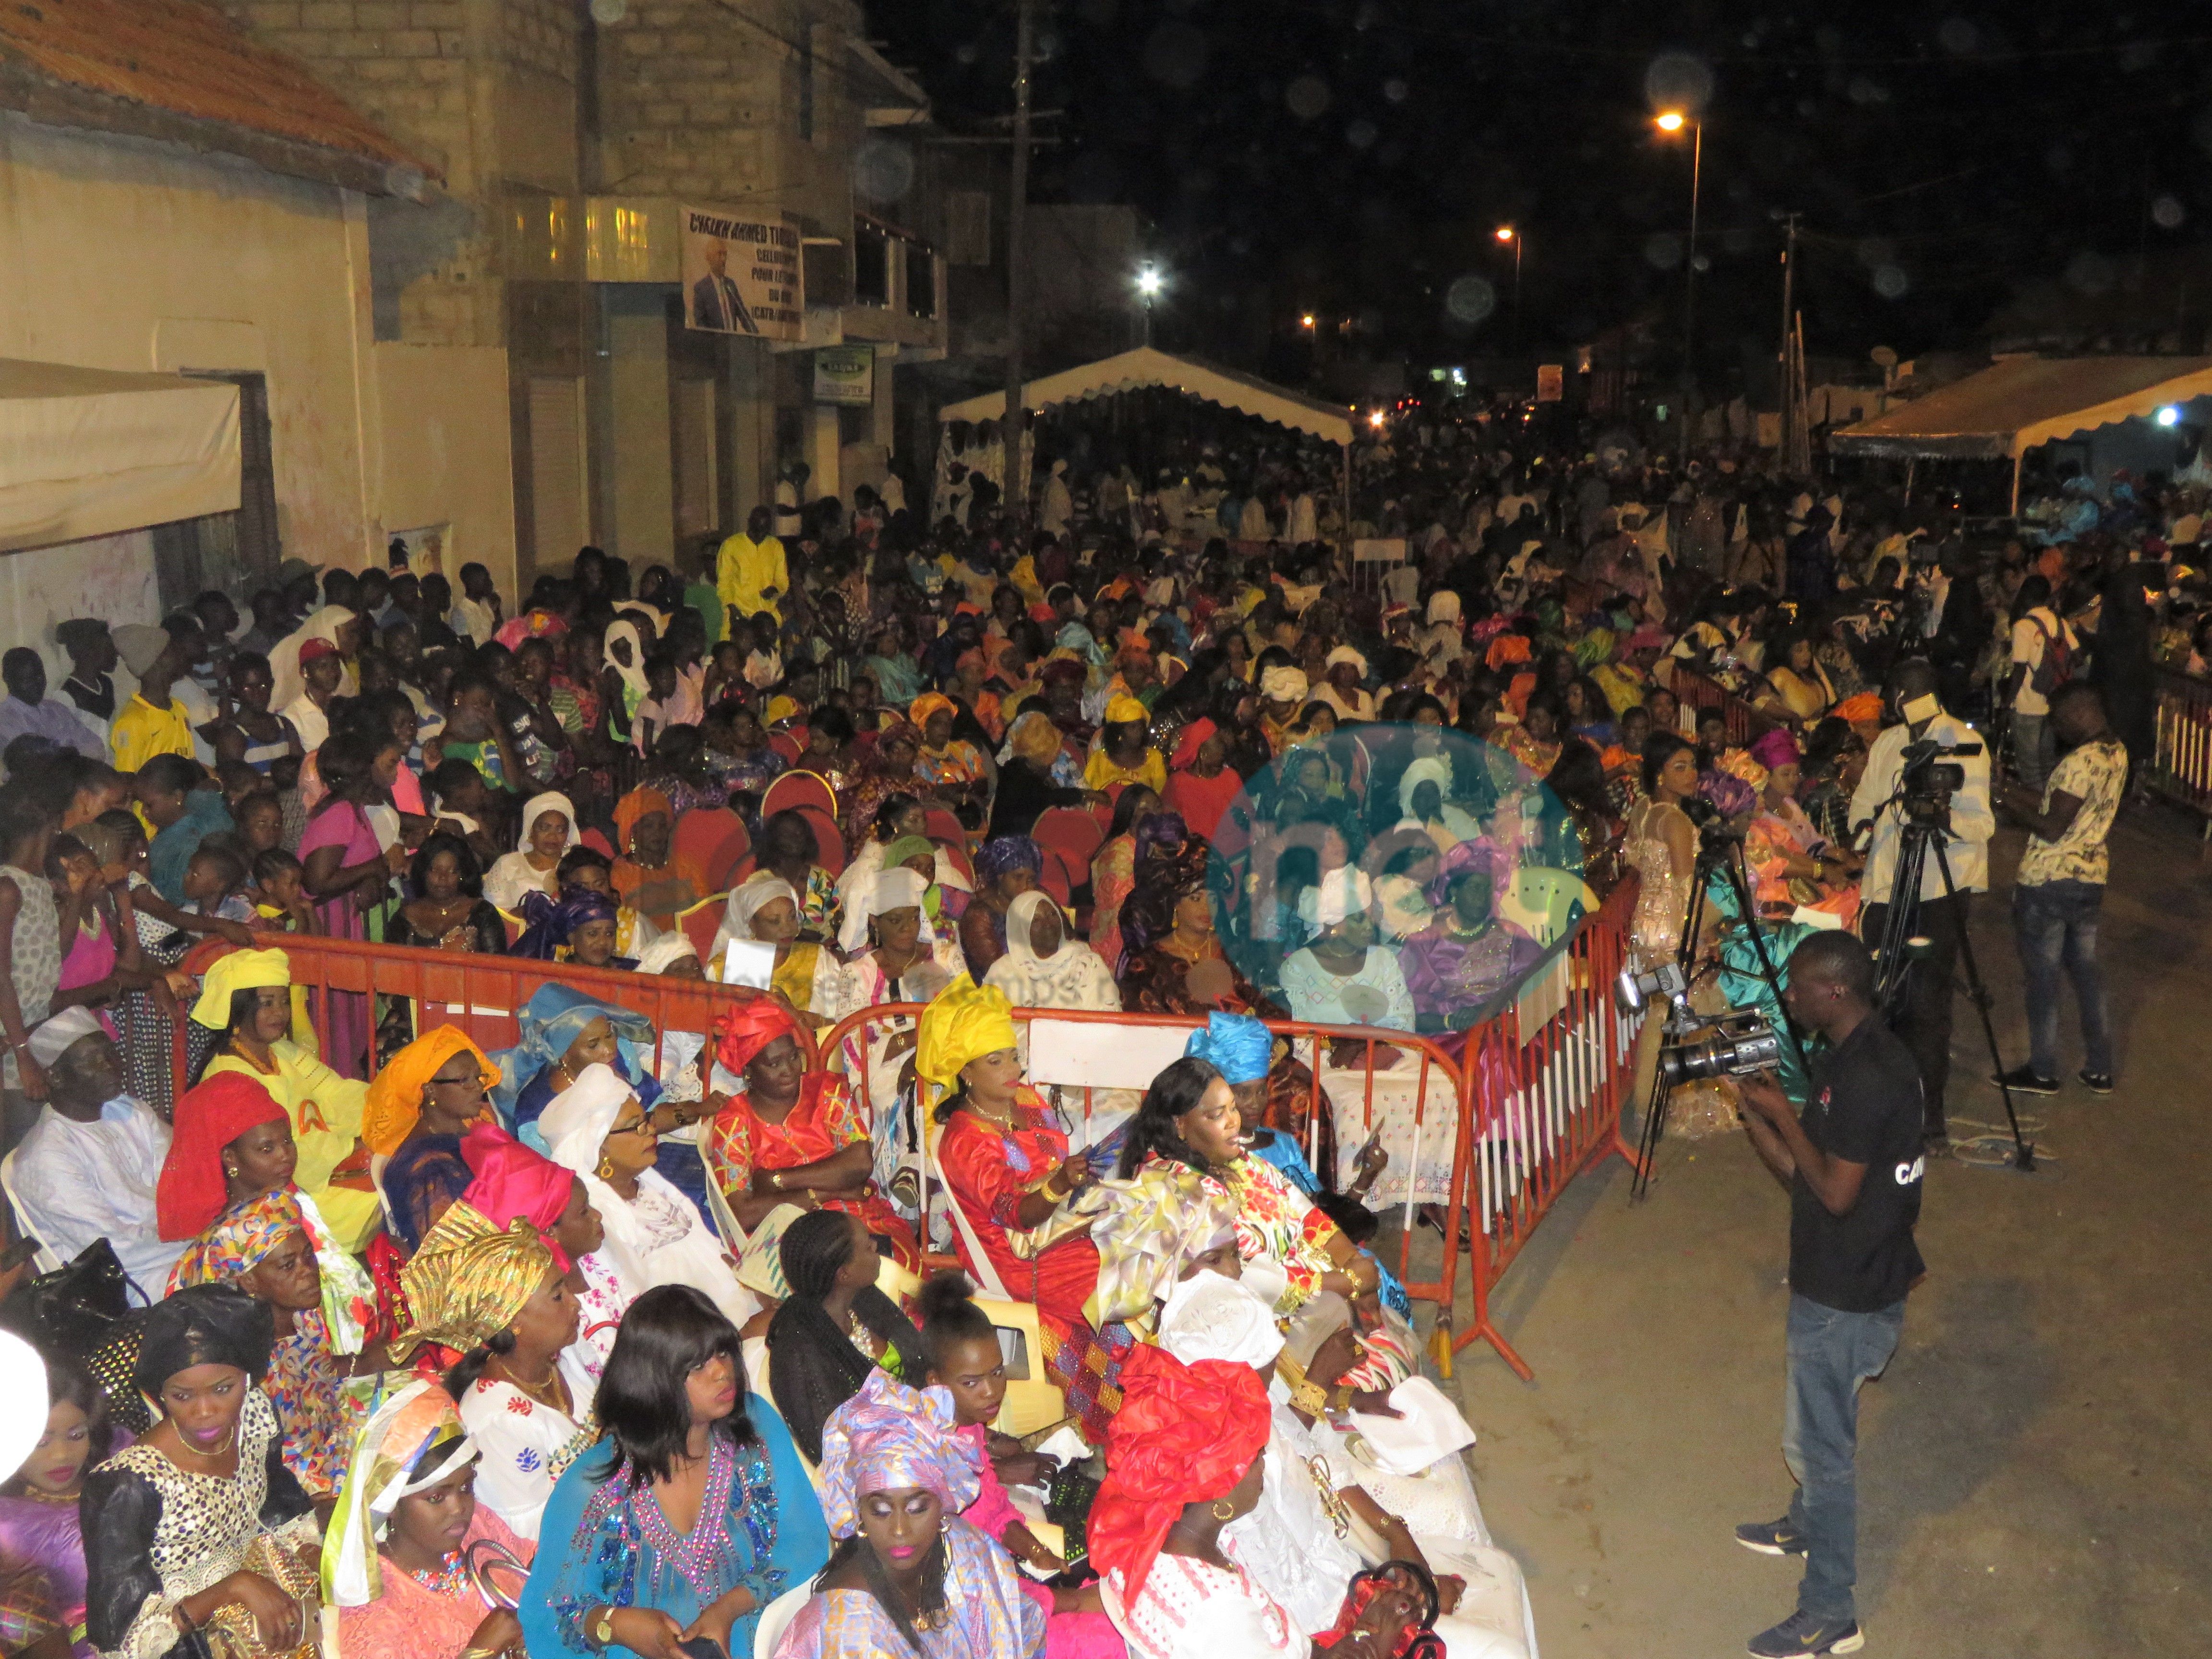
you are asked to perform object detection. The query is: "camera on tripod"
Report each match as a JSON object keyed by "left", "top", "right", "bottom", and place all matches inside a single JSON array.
[
  {"left": 1657, "top": 1010, "right": 1783, "bottom": 1090},
  {"left": 1897, "top": 736, "right": 1982, "bottom": 827}
]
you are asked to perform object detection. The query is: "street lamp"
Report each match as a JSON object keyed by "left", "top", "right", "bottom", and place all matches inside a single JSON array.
[
  {"left": 1655, "top": 108, "right": 1704, "bottom": 460},
  {"left": 1135, "top": 264, "right": 1163, "bottom": 347},
  {"left": 1494, "top": 225, "right": 1522, "bottom": 346}
]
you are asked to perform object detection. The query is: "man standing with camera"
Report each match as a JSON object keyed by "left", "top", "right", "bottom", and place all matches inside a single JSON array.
[
  {"left": 1848, "top": 658, "right": 1993, "bottom": 1154},
  {"left": 1734, "top": 932, "right": 1926, "bottom": 1659}
]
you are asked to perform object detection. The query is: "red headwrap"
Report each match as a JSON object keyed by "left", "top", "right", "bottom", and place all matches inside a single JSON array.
[
  {"left": 713, "top": 997, "right": 804, "bottom": 1077},
  {"left": 1170, "top": 718, "right": 1217, "bottom": 772},
  {"left": 459, "top": 1122, "right": 579, "bottom": 1271},
  {"left": 157, "top": 1073, "right": 288, "bottom": 1242},
  {"left": 1088, "top": 1345, "right": 1272, "bottom": 1603}
]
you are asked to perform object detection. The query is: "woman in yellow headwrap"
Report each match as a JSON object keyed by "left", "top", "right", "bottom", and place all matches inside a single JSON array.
[
  {"left": 1083, "top": 694, "right": 1166, "bottom": 793},
  {"left": 919, "top": 976, "right": 1127, "bottom": 1444},
  {"left": 191, "top": 948, "right": 381, "bottom": 1250},
  {"left": 909, "top": 690, "right": 990, "bottom": 817},
  {"left": 363, "top": 1025, "right": 502, "bottom": 1252}
]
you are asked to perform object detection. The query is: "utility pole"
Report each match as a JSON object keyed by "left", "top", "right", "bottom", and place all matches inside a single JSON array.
[
  {"left": 1778, "top": 212, "right": 1801, "bottom": 474},
  {"left": 1001, "top": 0, "right": 1035, "bottom": 533},
  {"left": 1681, "top": 116, "right": 1702, "bottom": 464}
]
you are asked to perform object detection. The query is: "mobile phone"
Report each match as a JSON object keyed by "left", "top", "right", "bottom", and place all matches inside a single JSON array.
[
  {"left": 0, "top": 1238, "right": 43, "bottom": 1274},
  {"left": 675, "top": 1640, "right": 727, "bottom": 1659}
]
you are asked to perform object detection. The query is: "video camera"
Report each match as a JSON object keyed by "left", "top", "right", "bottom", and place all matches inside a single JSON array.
[
  {"left": 1657, "top": 1010, "right": 1783, "bottom": 1090},
  {"left": 1615, "top": 962, "right": 1690, "bottom": 1019},
  {"left": 1898, "top": 736, "right": 1982, "bottom": 827},
  {"left": 1678, "top": 793, "right": 1745, "bottom": 853}
]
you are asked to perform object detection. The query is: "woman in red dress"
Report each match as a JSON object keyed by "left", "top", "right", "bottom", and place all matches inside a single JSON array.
[
  {"left": 917, "top": 975, "right": 1130, "bottom": 1445},
  {"left": 702, "top": 998, "right": 920, "bottom": 1269}
]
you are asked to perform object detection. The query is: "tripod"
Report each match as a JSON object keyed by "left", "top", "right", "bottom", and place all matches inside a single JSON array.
[
  {"left": 1868, "top": 807, "right": 2036, "bottom": 1172},
  {"left": 1629, "top": 830, "right": 1812, "bottom": 1200}
]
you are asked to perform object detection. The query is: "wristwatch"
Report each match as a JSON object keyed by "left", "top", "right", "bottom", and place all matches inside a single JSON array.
[{"left": 591, "top": 1608, "right": 617, "bottom": 1648}]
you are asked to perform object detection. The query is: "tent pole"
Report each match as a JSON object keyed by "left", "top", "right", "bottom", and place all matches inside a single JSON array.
[
  {"left": 1340, "top": 443, "right": 1352, "bottom": 561},
  {"left": 1904, "top": 456, "right": 1916, "bottom": 504},
  {"left": 2008, "top": 451, "right": 2022, "bottom": 520}
]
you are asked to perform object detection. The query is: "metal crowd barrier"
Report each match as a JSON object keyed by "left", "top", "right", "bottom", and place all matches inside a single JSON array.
[
  {"left": 1666, "top": 663, "right": 1777, "bottom": 745},
  {"left": 2151, "top": 667, "right": 2212, "bottom": 826}
]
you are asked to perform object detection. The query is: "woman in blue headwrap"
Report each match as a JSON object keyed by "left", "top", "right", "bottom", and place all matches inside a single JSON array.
[
  {"left": 494, "top": 982, "right": 712, "bottom": 1220},
  {"left": 956, "top": 832, "right": 1044, "bottom": 979},
  {"left": 510, "top": 886, "right": 635, "bottom": 970}
]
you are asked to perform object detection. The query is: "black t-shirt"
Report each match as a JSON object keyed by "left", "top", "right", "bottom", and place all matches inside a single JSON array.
[{"left": 1789, "top": 1016, "right": 1928, "bottom": 1312}]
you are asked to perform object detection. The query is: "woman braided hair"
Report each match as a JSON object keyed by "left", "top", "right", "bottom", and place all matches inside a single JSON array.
[{"left": 764, "top": 1208, "right": 927, "bottom": 1463}]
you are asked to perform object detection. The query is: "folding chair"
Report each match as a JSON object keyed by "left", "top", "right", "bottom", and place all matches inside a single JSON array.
[{"left": 760, "top": 770, "right": 839, "bottom": 823}]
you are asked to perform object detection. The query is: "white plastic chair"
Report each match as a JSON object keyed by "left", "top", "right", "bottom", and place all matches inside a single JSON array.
[
  {"left": 751, "top": 1582, "right": 813, "bottom": 1658},
  {"left": 0, "top": 1150, "right": 64, "bottom": 1274}
]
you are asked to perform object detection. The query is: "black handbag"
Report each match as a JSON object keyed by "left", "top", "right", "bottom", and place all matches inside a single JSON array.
[{"left": 0, "top": 1237, "right": 142, "bottom": 1353}]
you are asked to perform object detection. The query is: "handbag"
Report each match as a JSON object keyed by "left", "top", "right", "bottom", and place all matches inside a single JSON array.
[{"left": 0, "top": 1237, "right": 144, "bottom": 1353}]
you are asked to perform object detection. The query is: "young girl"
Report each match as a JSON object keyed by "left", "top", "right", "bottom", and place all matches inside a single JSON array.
[
  {"left": 0, "top": 1357, "right": 120, "bottom": 1658},
  {"left": 181, "top": 843, "right": 257, "bottom": 924},
  {"left": 918, "top": 1272, "right": 1122, "bottom": 1659},
  {"left": 45, "top": 832, "right": 149, "bottom": 1035},
  {"left": 251, "top": 847, "right": 323, "bottom": 936}
]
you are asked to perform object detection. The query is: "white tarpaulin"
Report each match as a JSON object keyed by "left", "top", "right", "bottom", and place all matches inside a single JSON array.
[
  {"left": 938, "top": 346, "right": 1356, "bottom": 446},
  {"left": 0, "top": 360, "right": 240, "bottom": 553},
  {"left": 1829, "top": 355, "right": 2212, "bottom": 460}
]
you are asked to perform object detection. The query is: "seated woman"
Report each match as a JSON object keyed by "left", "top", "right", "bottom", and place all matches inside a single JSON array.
[
  {"left": 0, "top": 1355, "right": 117, "bottom": 1659},
  {"left": 495, "top": 981, "right": 709, "bottom": 1214},
  {"left": 1117, "top": 1057, "right": 1374, "bottom": 1318},
  {"left": 82, "top": 1286, "right": 321, "bottom": 1659},
  {"left": 780, "top": 1369, "right": 1048, "bottom": 1657},
  {"left": 705, "top": 998, "right": 919, "bottom": 1267},
  {"left": 916, "top": 976, "right": 1131, "bottom": 1446},
  {"left": 398, "top": 1200, "right": 590, "bottom": 1542},
  {"left": 191, "top": 946, "right": 380, "bottom": 1251},
  {"left": 384, "top": 832, "right": 507, "bottom": 953},
  {"left": 538, "top": 1062, "right": 757, "bottom": 1327},
  {"left": 838, "top": 791, "right": 972, "bottom": 916},
  {"left": 323, "top": 1380, "right": 532, "bottom": 1659},
  {"left": 1277, "top": 878, "right": 1417, "bottom": 1034},
  {"left": 363, "top": 1024, "right": 504, "bottom": 1252},
  {"left": 461, "top": 1124, "right": 639, "bottom": 1384},
  {"left": 1758, "top": 627, "right": 1837, "bottom": 725},
  {"left": 1084, "top": 694, "right": 1167, "bottom": 795},
  {"left": 610, "top": 784, "right": 709, "bottom": 940},
  {"left": 910, "top": 691, "right": 994, "bottom": 820},
  {"left": 765, "top": 1209, "right": 928, "bottom": 1466},
  {"left": 523, "top": 1286, "right": 828, "bottom": 1659},
  {"left": 984, "top": 889, "right": 1120, "bottom": 1012},
  {"left": 957, "top": 835, "right": 1045, "bottom": 980},
  {"left": 712, "top": 873, "right": 853, "bottom": 1028},
  {"left": 510, "top": 883, "right": 636, "bottom": 970},
  {"left": 1400, "top": 853, "right": 1544, "bottom": 1048},
  {"left": 1113, "top": 830, "right": 1265, "bottom": 1020},
  {"left": 168, "top": 1186, "right": 374, "bottom": 1501},
  {"left": 1087, "top": 784, "right": 1164, "bottom": 972},
  {"left": 481, "top": 790, "right": 578, "bottom": 912},
  {"left": 1743, "top": 726, "right": 1860, "bottom": 928},
  {"left": 1088, "top": 1343, "right": 1292, "bottom": 1657},
  {"left": 752, "top": 807, "right": 844, "bottom": 937}
]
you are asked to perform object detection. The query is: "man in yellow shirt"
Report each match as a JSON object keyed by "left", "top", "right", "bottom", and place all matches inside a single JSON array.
[
  {"left": 107, "top": 624, "right": 195, "bottom": 774},
  {"left": 717, "top": 504, "right": 789, "bottom": 629}
]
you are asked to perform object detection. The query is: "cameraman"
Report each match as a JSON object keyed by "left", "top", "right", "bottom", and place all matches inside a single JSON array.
[
  {"left": 1734, "top": 932, "right": 1926, "bottom": 1659},
  {"left": 1847, "top": 657, "right": 1993, "bottom": 1154}
]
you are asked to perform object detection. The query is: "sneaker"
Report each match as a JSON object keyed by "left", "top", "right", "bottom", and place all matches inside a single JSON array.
[
  {"left": 2079, "top": 1070, "right": 2115, "bottom": 1095},
  {"left": 1747, "top": 1610, "right": 1866, "bottom": 1658},
  {"left": 1990, "top": 1066, "right": 2059, "bottom": 1096},
  {"left": 1733, "top": 1516, "right": 1809, "bottom": 1557}
]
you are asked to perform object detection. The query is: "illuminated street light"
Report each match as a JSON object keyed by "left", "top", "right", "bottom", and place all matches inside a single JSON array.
[
  {"left": 2157, "top": 404, "right": 2182, "bottom": 427},
  {"left": 1369, "top": 409, "right": 1387, "bottom": 429},
  {"left": 1655, "top": 109, "right": 1685, "bottom": 132},
  {"left": 1494, "top": 226, "right": 1523, "bottom": 345},
  {"left": 1494, "top": 225, "right": 1515, "bottom": 242},
  {"left": 1300, "top": 313, "right": 1315, "bottom": 329},
  {"left": 1135, "top": 263, "right": 1163, "bottom": 346},
  {"left": 1655, "top": 108, "right": 1704, "bottom": 462}
]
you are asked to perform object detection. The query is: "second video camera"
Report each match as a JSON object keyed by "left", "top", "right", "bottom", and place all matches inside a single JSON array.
[{"left": 1658, "top": 1011, "right": 1782, "bottom": 1090}]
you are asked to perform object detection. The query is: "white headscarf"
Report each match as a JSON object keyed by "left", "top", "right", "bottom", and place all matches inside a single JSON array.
[
  {"left": 728, "top": 873, "right": 798, "bottom": 939},
  {"left": 603, "top": 620, "right": 649, "bottom": 701},
  {"left": 537, "top": 1062, "right": 635, "bottom": 1177},
  {"left": 636, "top": 935, "right": 699, "bottom": 975},
  {"left": 982, "top": 889, "right": 1120, "bottom": 1011},
  {"left": 1260, "top": 665, "right": 1308, "bottom": 704},
  {"left": 837, "top": 865, "right": 930, "bottom": 952},
  {"left": 1396, "top": 753, "right": 1455, "bottom": 819},
  {"left": 28, "top": 1006, "right": 105, "bottom": 1068},
  {"left": 516, "top": 792, "right": 580, "bottom": 855},
  {"left": 269, "top": 604, "right": 356, "bottom": 710},
  {"left": 1295, "top": 866, "right": 1374, "bottom": 930},
  {"left": 1426, "top": 589, "right": 1462, "bottom": 625},
  {"left": 1158, "top": 1269, "right": 1286, "bottom": 1369}
]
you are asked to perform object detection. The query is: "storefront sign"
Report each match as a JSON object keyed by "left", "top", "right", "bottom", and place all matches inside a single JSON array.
[{"left": 814, "top": 346, "right": 875, "bottom": 407}]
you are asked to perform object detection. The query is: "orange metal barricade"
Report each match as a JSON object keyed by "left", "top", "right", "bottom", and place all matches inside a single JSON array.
[
  {"left": 174, "top": 934, "right": 810, "bottom": 1097},
  {"left": 815, "top": 1001, "right": 1476, "bottom": 1354},
  {"left": 2152, "top": 667, "right": 2212, "bottom": 822},
  {"left": 1450, "top": 878, "right": 1645, "bottom": 1379}
]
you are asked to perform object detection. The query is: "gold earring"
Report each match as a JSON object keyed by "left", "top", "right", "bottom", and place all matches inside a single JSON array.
[
  {"left": 1211, "top": 1499, "right": 1236, "bottom": 1521},
  {"left": 597, "top": 1156, "right": 615, "bottom": 1180}
]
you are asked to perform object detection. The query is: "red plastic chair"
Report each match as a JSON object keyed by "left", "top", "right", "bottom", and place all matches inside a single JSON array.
[
  {"left": 581, "top": 827, "right": 616, "bottom": 860},
  {"left": 923, "top": 806, "right": 966, "bottom": 848},
  {"left": 674, "top": 805, "right": 741, "bottom": 876},
  {"left": 762, "top": 770, "right": 839, "bottom": 822},
  {"left": 677, "top": 894, "right": 727, "bottom": 965},
  {"left": 702, "top": 819, "right": 752, "bottom": 891},
  {"left": 767, "top": 731, "right": 803, "bottom": 763},
  {"left": 795, "top": 804, "right": 846, "bottom": 878},
  {"left": 1032, "top": 806, "right": 1105, "bottom": 870}
]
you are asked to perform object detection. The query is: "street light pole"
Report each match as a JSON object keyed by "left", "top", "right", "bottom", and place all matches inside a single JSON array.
[
  {"left": 1656, "top": 110, "right": 1704, "bottom": 462},
  {"left": 1494, "top": 225, "right": 1522, "bottom": 348},
  {"left": 1002, "top": 0, "right": 1035, "bottom": 530}
]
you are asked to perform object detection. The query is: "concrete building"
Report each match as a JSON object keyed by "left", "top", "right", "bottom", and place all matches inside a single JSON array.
[
  {"left": 0, "top": 0, "right": 513, "bottom": 680},
  {"left": 213, "top": 0, "right": 948, "bottom": 585}
]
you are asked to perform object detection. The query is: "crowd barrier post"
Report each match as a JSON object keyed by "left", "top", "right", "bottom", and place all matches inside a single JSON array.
[
  {"left": 1451, "top": 878, "right": 1646, "bottom": 1380},
  {"left": 2150, "top": 667, "right": 2212, "bottom": 830}
]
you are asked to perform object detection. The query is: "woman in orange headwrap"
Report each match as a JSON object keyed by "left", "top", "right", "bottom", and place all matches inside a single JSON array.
[
  {"left": 1089, "top": 1344, "right": 1288, "bottom": 1656},
  {"left": 609, "top": 784, "right": 708, "bottom": 933},
  {"left": 701, "top": 995, "right": 919, "bottom": 1266},
  {"left": 362, "top": 1025, "right": 503, "bottom": 1252}
]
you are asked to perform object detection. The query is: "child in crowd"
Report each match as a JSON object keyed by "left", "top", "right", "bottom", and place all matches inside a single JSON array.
[
  {"left": 251, "top": 847, "right": 321, "bottom": 936},
  {"left": 180, "top": 844, "right": 256, "bottom": 924}
]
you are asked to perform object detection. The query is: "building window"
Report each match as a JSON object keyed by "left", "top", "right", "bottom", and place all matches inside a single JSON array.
[
  {"left": 854, "top": 224, "right": 890, "bottom": 308},
  {"left": 153, "top": 371, "right": 279, "bottom": 607},
  {"left": 905, "top": 243, "right": 937, "bottom": 319}
]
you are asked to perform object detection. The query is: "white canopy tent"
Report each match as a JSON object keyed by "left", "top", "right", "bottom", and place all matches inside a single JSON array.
[
  {"left": 1830, "top": 355, "right": 2212, "bottom": 512},
  {"left": 937, "top": 347, "right": 1358, "bottom": 540},
  {"left": 0, "top": 359, "right": 240, "bottom": 553}
]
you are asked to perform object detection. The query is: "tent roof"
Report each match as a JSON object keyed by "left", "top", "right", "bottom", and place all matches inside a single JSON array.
[
  {"left": 937, "top": 347, "right": 1356, "bottom": 446},
  {"left": 1830, "top": 355, "right": 2212, "bottom": 460}
]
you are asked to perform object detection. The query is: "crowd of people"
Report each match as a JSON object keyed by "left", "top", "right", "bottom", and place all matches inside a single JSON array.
[{"left": 0, "top": 398, "right": 2174, "bottom": 1659}]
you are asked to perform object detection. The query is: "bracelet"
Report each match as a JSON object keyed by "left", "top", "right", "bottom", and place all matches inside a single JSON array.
[
  {"left": 1288, "top": 1379, "right": 1330, "bottom": 1418},
  {"left": 770, "top": 1170, "right": 783, "bottom": 1190}
]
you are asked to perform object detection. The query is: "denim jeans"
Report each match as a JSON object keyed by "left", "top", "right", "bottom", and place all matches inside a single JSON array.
[
  {"left": 1783, "top": 1293, "right": 1905, "bottom": 1624},
  {"left": 2012, "top": 878, "right": 2112, "bottom": 1078},
  {"left": 2012, "top": 710, "right": 2052, "bottom": 793}
]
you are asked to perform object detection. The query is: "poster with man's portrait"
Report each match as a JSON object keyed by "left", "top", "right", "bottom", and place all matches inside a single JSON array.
[{"left": 682, "top": 206, "right": 805, "bottom": 339}]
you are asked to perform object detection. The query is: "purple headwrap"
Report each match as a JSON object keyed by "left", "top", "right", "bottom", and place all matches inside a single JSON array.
[
  {"left": 816, "top": 1370, "right": 984, "bottom": 1539},
  {"left": 1749, "top": 728, "right": 1802, "bottom": 772},
  {"left": 974, "top": 833, "right": 1044, "bottom": 889},
  {"left": 512, "top": 886, "right": 621, "bottom": 960},
  {"left": 1698, "top": 768, "right": 1759, "bottom": 820},
  {"left": 1427, "top": 836, "right": 1514, "bottom": 909}
]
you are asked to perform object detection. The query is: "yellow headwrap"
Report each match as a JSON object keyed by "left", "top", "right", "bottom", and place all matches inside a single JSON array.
[
  {"left": 361, "top": 1027, "right": 502, "bottom": 1158},
  {"left": 914, "top": 975, "right": 1019, "bottom": 1106},
  {"left": 1105, "top": 694, "right": 1149, "bottom": 725},
  {"left": 190, "top": 947, "right": 292, "bottom": 1029},
  {"left": 391, "top": 1203, "right": 556, "bottom": 1360}
]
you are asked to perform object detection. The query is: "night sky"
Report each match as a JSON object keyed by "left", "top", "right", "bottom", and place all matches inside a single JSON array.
[{"left": 865, "top": 0, "right": 2212, "bottom": 394}]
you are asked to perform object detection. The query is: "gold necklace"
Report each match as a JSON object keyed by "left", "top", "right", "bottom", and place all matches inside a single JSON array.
[
  {"left": 495, "top": 1357, "right": 567, "bottom": 1413},
  {"left": 171, "top": 1424, "right": 238, "bottom": 1464}
]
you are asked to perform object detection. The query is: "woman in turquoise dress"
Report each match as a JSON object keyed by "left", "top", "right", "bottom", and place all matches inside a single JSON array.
[{"left": 520, "top": 1284, "right": 830, "bottom": 1659}]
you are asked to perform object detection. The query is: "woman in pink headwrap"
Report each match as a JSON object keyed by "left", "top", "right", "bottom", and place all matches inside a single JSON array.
[
  {"left": 1162, "top": 718, "right": 1242, "bottom": 843},
  {"left": 1742, "top": 727, "right": 1861, "bottom": 926}
]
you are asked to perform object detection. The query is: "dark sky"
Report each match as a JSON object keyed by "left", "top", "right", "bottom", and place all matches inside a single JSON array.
[{"left": 864, "top": 0, "right": 2212, "bottom": 393}]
